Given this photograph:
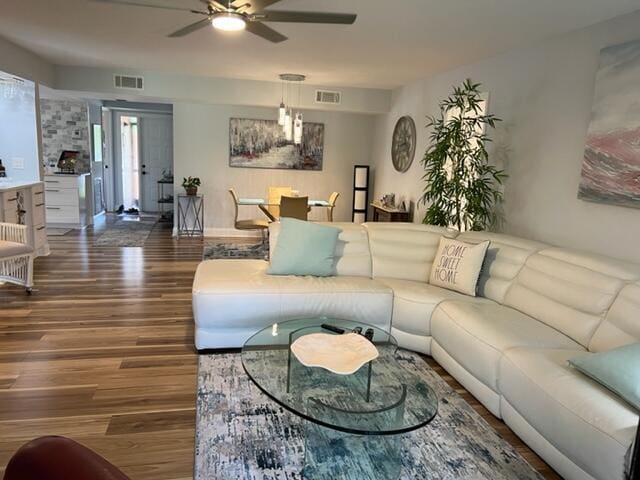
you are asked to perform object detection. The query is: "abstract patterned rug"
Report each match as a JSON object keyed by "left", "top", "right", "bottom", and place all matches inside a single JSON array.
[
  {"left": 203, "top": 241, "right": 268, "bottom": 260},
  {"left": 94, "top": 214, "right": 158, "bottom": 247},
  {"left": 195, "top": 350, "right": 543, "bottom": 480}
]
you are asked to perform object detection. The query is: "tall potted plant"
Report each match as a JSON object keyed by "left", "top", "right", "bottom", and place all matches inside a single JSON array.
[{"left": 420, "top": 79, "right": 506, "bottom": 231}]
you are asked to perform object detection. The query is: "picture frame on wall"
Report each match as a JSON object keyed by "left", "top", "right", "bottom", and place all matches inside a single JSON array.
[
  {"left": 229, "top": 118, "right": 324, "bottom": 171},
  {"left": 91, "top": 123, "right": 103, "bottom": 163}
]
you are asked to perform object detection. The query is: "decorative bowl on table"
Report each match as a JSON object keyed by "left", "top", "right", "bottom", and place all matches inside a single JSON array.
[{"left": 290, "top": 332, "right": 379, "bottom": 375}]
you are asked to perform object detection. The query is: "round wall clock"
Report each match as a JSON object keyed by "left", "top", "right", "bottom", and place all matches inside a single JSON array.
[{"left": 391, "top": 115, "right": 417, "bottom": 173}]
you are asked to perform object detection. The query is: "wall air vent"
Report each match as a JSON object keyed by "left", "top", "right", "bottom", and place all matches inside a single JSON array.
[
  {"left": 114, "top": 74, "right": 144, "bottom": 91},
  {"left": 315, "top": 89, "right": 341, "bottom": 105}
]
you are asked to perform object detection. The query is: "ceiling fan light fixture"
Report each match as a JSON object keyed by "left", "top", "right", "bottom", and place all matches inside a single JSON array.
[{"left": 211, "top": 12, "right": 246, "bottom": 32}]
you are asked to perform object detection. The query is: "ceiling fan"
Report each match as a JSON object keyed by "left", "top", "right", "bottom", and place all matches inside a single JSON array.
[{"left": 91, "top": 0, "right": 357, "bottom": 43}]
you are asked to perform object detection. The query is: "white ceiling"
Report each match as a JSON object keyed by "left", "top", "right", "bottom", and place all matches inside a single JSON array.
[{"left": 1, "top": 0, "right": 639, "bottom": 89}]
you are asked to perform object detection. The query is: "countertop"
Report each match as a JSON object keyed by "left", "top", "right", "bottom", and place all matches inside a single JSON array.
[
  {"left": 44, "top": 173, "right": 91, "bottom": 177},
  {"left": 0, "top": 179, "right": 43, "bottom": 192}
]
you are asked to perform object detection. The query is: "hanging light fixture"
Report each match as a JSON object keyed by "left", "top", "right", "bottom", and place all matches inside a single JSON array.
[
  {"left": 278, "top": 73, "right": 305, "bottom": 141},
  {"left": 293, "top": 113, "right": 303, "bottom": 145},
  {"left": 278, "top": 80, "right": 286, "bottom": 126},
  {"left": 293, "top": 81, "right": 303, "bottom": 145},
  {"left": 284, "top": 109, "right": 293, "bottom": 141}
]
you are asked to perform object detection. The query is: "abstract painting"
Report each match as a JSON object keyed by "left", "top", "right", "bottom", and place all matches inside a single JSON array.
[
  {"left": 229, "top": 118, "right": 324, "bottom": 170},
  {"left": 579, "top": 39, "right": 640, "bottom": 208}
]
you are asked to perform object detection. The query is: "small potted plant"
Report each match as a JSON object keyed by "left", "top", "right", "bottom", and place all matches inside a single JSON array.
[{"left": 182, "top": 176, "right": 201, "bottom": 196}]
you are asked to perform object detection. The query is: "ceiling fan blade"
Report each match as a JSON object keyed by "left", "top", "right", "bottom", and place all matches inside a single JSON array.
[
  {"left": 245, "top": 21, "right": 287, "bottom": 43},
  {"left": 256, "top": 10, "right": 357, "bottom": 24},
  {"left": 91, "top": 0, "right": 207, "bottom": 13},
  {"left": 167, "top": 18, "right": 212, "bottom": 37},
  {"left": 240, "top": 0, "right": 283, "bottom": 14}
]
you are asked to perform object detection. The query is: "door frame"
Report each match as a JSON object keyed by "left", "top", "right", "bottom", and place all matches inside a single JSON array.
[{"left": 106, "top": 108, "right": 173, "bottom": 212}]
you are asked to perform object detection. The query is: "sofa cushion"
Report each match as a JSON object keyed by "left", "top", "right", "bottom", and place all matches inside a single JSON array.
[
  {"left": 192, "top": 259, "right": 393, "bottom": 349},
  {"left": 0, "top": 240, "right": 33, "bottom": 257},
  {"left": 364, "top": 223, "right": 455, "bottom": 282},
  {"left": 269, "top": 222, "right": 372, "bottom": 278},
  {"left": 457, "top": 231, "right": 547, "bottom": 303},
  {"left": 504, "top": 248, "right": 640, "bottom": 348},
  {"left": 267, "top": 218, "right": 340, "bottom": 277},
  {"left": 590, "top": 281, "right": 640, "bottom": 352},
  {"left": 500, "top": 347, "right": 638, "bottom": 480},
  {"left": 431, "top": 300, "right": 582, "bottom": 392},
  {"left": 378, "top": 278, "right": 491, "bottom": 340}
]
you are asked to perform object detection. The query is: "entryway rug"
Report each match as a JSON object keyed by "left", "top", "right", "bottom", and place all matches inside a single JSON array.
[
  {"left": 195, "top": 350, "right": 543, "bottom": 480},
  {"left": 203, "top": 241, "right": 268, "bottom": 260},
  {"left": 94, "top": 214, "right": 158, "bottom": 247}
]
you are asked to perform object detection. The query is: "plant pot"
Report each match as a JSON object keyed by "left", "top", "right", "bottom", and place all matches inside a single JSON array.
[{"left": 185, "top": 187, "right": 198, "bottom": 196}]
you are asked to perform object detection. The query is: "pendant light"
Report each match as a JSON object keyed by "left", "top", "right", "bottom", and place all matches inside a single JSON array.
[
  {"left": 284, "top": 109, "right": 293, "bottom": 141},
  {"left": 293, "top": 81, "right": 303, "bottom": 145},
  {"left": 278, "top": 74, "right": 306, "bottom": 141},
  {"left": 278, "top": 80, "right": 286, "bottom": 126},
  {"left": 293, "top": 113, "right": 303, "bottom": 145}
]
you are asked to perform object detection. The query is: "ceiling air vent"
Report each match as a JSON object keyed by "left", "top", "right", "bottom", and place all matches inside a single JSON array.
[
  {"left": 315, "top": 89, "right": 341, "bottom": 105},
  {"left": 114, "top": 74, "right": 144, "bottom": 91}
]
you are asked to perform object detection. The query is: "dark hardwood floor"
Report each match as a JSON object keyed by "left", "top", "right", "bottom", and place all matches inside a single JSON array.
[{"left": 0, "top": 218, "right": 561, "bottom": 479}]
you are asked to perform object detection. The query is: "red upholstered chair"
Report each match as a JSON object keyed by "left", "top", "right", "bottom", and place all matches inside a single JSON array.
[{"left": 3, "top": 436, "right": 130, "bottom": 480}]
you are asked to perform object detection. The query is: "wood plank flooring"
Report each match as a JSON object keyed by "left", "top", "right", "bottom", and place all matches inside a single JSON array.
[{"left": 0, "top": 218, "right": 560, "bottom": 479}]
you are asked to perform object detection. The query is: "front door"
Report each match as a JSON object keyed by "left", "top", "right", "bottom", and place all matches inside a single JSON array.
[{"left": 139, "top": 114, "right": 173, "bottom": 212}]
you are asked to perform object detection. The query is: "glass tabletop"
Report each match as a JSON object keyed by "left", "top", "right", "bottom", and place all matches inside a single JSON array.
[{"left": 241, "top": 317, "right": 438, "bottom": 435}]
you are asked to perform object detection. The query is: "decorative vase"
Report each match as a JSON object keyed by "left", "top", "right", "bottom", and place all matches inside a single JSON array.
[{"left": 185, "top": 187, "right": 197, "bottom": 196}]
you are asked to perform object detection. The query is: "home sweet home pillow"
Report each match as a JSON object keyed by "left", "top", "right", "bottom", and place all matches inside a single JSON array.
[{"left": 429, "top": 237, "right": 490, "bottom": 296}]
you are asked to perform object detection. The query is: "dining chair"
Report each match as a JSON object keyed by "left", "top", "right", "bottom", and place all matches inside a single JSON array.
[
  {"left": 267, "top": 186, "right": 293, "bottom": 220},
  {"left": 280, "top": 196, "right": 309, "bottom": 221},
  {"left": 229, "top": 189, "right": 269, "bottom": 245},
  {"left": 327, "top": 192, "right": 340, "bottom": 222}
]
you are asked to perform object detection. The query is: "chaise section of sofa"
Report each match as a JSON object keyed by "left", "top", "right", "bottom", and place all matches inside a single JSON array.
[{"left": 192, "top": 223, "right": 393, "bottom": 349}]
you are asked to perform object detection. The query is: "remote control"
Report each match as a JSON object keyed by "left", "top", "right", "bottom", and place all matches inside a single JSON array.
[
  {"left": 321, "top": 324, "right": 345, "bottom": 334},
  {"left": 364, "top": 328, "right": 374, "bottom": 342}
]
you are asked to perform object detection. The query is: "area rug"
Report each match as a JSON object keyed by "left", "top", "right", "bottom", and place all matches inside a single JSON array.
[
  {"left": 203, "top": 241, "right": 268, "bottom": 260},
  {"left": 94, "top": 215, "right": 158, "bottom": 247},
  {"left": 195, "top": 350, "right": 543, "bottom": 480}
]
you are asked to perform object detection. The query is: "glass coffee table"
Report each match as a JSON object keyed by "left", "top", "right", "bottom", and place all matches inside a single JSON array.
[{"left": 241, "top": 317, "right": 439, "bottom": 479}]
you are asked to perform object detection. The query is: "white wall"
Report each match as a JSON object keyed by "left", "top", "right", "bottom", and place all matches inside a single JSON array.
[
  {"left": 0, "top": 76, "right": 40, "bottom": 182},
  {"left": 54, "top": 66, "right": 391, "bottom": 115},
  {"left": 371, "top": 10, "right": 640, "bottom": 263},
  {"left": 0, "top": 35, "right": 54, "bottom": 85},
  {"left": 173, "top": 103, "right": 374, "bottom": 235}
]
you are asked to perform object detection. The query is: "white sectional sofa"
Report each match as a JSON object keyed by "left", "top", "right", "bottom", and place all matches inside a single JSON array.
[{"left": 192, "top": 222, "right": 640, "bottom": 480}]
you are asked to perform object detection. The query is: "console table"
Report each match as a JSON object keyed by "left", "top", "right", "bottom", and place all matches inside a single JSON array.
[{"left": 371, "top": 202, "right": 410, "bottom": 222}]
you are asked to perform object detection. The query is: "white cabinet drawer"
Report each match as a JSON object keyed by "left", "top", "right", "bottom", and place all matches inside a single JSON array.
[
  {"left": 3, "top": 207, "right": 18, "bottom": 224},
  {"left": 33, "top": 203, "right": 45, "bottom": 226},
  {"left": 1, "top": 194, "right": 18, "bottom": 212},
  {"left": 44, "top": 188, "right": 79, "bottom": 207},
  {"left": 45, "top": 205, "right": 80, "bottom": 223},
  {"left": 34, "top": 224, "right": 47, "bottom": 248},
  {"left": 44, "top": 176, "right": 79, "bottom": 189}
]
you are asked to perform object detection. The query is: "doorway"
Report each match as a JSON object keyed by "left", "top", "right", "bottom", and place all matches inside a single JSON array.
[{"left": 105, "top": 109, "right": 173, "bottom": 213}]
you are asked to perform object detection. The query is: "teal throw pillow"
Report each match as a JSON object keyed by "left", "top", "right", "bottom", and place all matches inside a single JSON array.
[
  {"left": 569, "top": 342, "right": 640, "bottom": 410},
  {"left": 267, "top": 218, "right": 341, "bottom": 277}
]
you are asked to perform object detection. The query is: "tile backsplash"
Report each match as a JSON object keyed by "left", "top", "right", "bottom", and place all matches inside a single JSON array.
[{"left": 40, "top": 99, "right": 90, "bottom": 173}]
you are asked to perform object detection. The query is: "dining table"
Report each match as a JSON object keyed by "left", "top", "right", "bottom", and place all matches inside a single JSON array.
[{"left": 238, "top": 197, "right": 330, "bottom": 222}]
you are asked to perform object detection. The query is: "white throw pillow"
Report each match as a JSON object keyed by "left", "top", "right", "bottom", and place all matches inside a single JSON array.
[{"left": 429, "top": 237, "right": 490, "bottom": 296}]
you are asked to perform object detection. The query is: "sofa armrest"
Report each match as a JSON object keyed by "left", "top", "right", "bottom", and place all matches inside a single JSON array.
[{"left": 0, "top": 222, "right": 28, "bottom": 244}]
